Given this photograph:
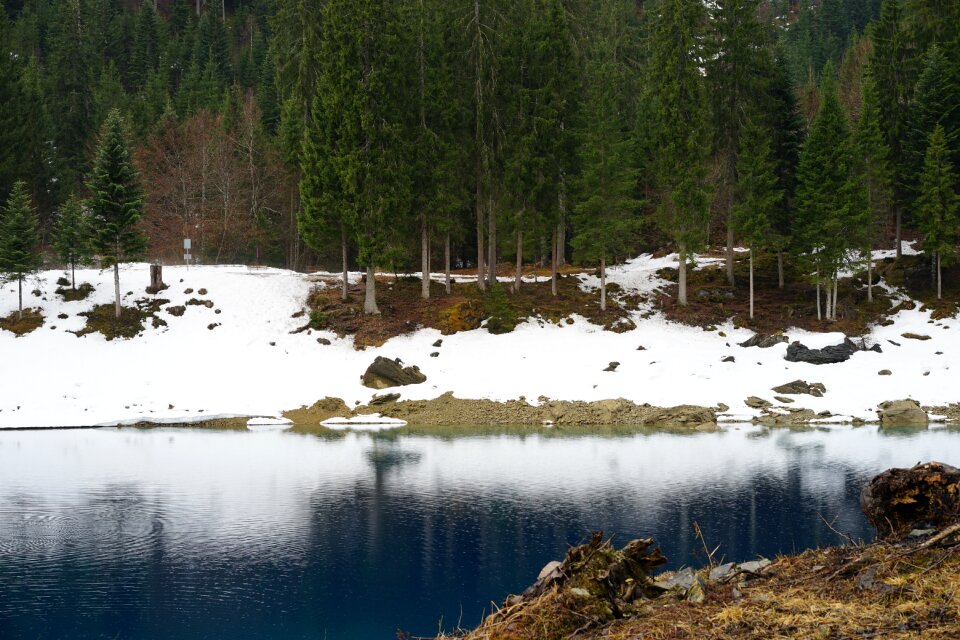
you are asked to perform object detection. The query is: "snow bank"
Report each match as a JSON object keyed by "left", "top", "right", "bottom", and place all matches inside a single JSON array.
[{"left": 0, "top": 250, "right": 955, "bottom": 429}]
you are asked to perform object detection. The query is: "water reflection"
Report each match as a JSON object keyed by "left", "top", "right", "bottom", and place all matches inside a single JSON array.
[{"left": 0, "top": 425, "right": 959, "bottom": 639}]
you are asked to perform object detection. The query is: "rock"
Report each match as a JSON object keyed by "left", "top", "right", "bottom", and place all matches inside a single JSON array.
[
  {"left": 902, "top": 332, "right": 931, "bottom": 341},
  {"left": 537, "top": 560, "right": 563, "bottom": 581},
  {"left": 709, "top": 562, "right": 736, "bottom": 582},
  {"left": 861, "top": 462, "right": 960, "bottom": 539},
  {"left": 888, "top": 339, "right": 901, "bottom": 346},
  {"left": 362, "top": 356, "right": 427, "bottom": 389},
  {"left": 716, "top": 403, "right": 730, "bottom": 413},
  {"left": 877, "top": 399, "right": 928, "bottom": 425},
  {"left": 784, "top": 338, "right": 878, "bottom": 365},
  {"left": 166, "top": 305, "right": 186, "bottom": 317},
  {"left": 721, "top": 356, "right": 735, "bottom": 363},
  {"left": 738, "top": 559, "right": 771, "bottom": 574},
  {"left": 604, "top": 361, "right": 620, "bottom": 372},
  {"left": 878, "top": 369, "right": 892, "bottom": 376},
  {"left": 317, "top": 337, "right": 331, "bottom": 345},
  {"left": 569, "top": 587, "right": 591, "bottom": 598},
  {"left": 653, "top": 567, "right": 697, "bottom": 592},
  {"left": 430, "top": 352, "right": 439, "bottom": 357},
  {"left": 771, "top": 380, "right": 826, "bottom": 397},
  {"left": 745, "top": 396, "right": 772, "bottom": 409},
  {"left": 636, "top": 345, "right": 646, "bottom": 351},
  {"left": 774, "top": 395, "right": 794, "bottom": 404},
  {"left": 739, "top": 333, "right": 788, "bottom": 349},
  {"left": 369, "top": 392, "right": 400, "bottom": 406},
  {"left": 432, "top": 339, "right": 443, "bottom": 347}
]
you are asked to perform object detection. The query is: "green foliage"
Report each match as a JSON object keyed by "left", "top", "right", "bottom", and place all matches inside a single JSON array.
[
  {"left": 906, "top": 45, "right": 960, "bottom": 191},
  {"left": 854, "top": 76, "right": 895, "bottom": 250},
  {"left": 52, "top": 194, "right": 93, "bottom": 282},
  {"left": 0, "top": 180, "right": 42, "bottom": 316},
  {"left": 733, "top": 119, "right": 782, "bottom": 250},
  {"left": 915, "top": 126, "right": 959, "bottom": 264},
  {"left": 86, "top": 110, "right": 146, "bottom": 266}
]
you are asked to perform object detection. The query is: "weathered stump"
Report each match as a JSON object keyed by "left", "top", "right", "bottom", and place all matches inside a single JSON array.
[
  {"left": 861, "top": 462, "right": 960, "bottom": 539},
  {"left": 147, "top": 264, "right": 168, "bottom": 294}
]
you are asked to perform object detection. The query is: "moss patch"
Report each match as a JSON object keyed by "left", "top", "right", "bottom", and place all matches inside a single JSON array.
[
  {"left": 0, "top": 309, "right": 44, "bottom": 336},
  {"left": 56, "top": 282, "right": 95, "bottom": 302},
  {"left": 74, "top": 298, "right": 169, "bottom": 340}
]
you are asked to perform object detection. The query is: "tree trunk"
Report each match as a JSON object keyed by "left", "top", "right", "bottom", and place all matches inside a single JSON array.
[
  {"left": 749, "top": 248, "right": 754, "bottom": 320},
  {"left": 364, "top": 265, "right": 380, "bottom": 315},
  {"left": 895, "top": 207, "right": 902, "bottom": 260},
  {"left": 340, "top": 225, "right": 349, "bottom": 302},
  {"left": 551, "top": 227, "right": 558, "bottom": 297},
  {"left": 832, "top": 272, "right": 839, "bottom": 320},
  {"left": 678, "top": 244, "right": 688, "bottom": 306},
  {"left": 825, "top": 277, "right": 832, "bottom": 321},
  {"left": 816, "top": 268, "right": 821, "bottom": 321},
  {"left": 71, "top": 260, "right": 76, "bottom": 290},
  {"left": 18, "top": 277, "right": 23, "bottom": 321},
  {"left": 487, "top": 198, "right": 496, "bottom": 286},
  {"left": 557, "top": 222, "right": 566, "bottom": 267},
  {"left": 114, "top": 261, "right": 121, "bottom": 320},
  {"left": 726, "top": 224, "right": 735, "bottom": 286},
  {"left": 444, "top": 234, "right": 451, "bottom": 295},
  {"left": 421, "top": 221, "right": 430, "bottom": 300},
  {"left": 777, "top": 252, "right": 784, "bottom": 289},
  {"left": 476, "top": 187, "right": 486, "bottom": 292},
  {"left": 600, "top": 255, "right": 607, "bottom": 312},
  {"left": 515, "top": 230, "right": 522, "bottom": 293},
  {"left": 937, "top": 252, "right": 942, "bottom": 300},
  {"left": 867, "top": 253, "right": 873, "bottom": 303}
]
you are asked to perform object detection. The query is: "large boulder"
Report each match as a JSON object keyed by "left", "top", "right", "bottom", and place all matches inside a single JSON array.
[
  {"left": 877, "top": 399, "right": 928, "bottom": 426},
  {"left": 361, "top": 357, "right": 427, "bottom": 389},
  {"left": 739, "top": 333, "right": 789, "bottom": 349},
  {"left": 785, "top": 338, "right": 880, "bottom": 365},
  {"left": 861, "top": 462, "right": 960, "bottom": 539}
]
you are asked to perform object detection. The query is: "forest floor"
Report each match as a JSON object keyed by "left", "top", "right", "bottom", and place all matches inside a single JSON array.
[{"left": 431, "top": 523, "right": 960, "bottom": 640}]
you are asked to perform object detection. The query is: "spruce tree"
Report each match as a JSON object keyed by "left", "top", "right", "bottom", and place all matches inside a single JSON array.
[
  {"left": 906, "top": 45, "right": 960, "bottom": 192},
  {"left": 854, "top": 75, "right": 895, "bottom": 301},
  {"left": 86, "top": 109, "right": 147, "bottom": 320},
  {"left": 733, "top": 119, "right": 782, "bottom": 320},
  {"left": 0, "top": 181, "right": 42, "bottom": 320},
  {"left": 572, "top": 28, "right": 642, "bottom": 312},
  {"left": 52, "top": 194, "right": 93, "bottom": 290},
  {"left": 649, "top": 0, "right": 713, "bottom": 306},
  {"left": 915, "top": 125, "right": 959, "bottom": 299}
]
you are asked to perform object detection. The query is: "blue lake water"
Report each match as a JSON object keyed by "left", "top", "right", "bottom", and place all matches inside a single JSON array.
[{"left": 1, "top": 424, "right": 959, "bottom": 639}]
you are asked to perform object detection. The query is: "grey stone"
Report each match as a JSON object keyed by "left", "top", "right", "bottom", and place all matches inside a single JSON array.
[
  {"left": 430, "top": 352, "right": 439, "bottom": 357},
  {"left": 771, "top": 380, "right": 826, "bottom": 397},
  {"left": 537, "top": 560, "right": 563, "bottom": 581},
  {"left": 785, "top": 339, "right": 860, "bottom": 364},
  {"left": 653, "top": 567, "right": 697, "bottom": 592},
  {"left": 369, "top": 393, "right": 400, "bottom": 406},
  {"left": 774, "top": 395, "right": 795, "bottom": 404},
  {"left": 432, "top": 339, "right": 443, "bottom": 347},
  {"left": 745, "top": 396, "right": 772, "bottom": 409},
  {"left": 709, "top": 562, "right": 736, "bottom": 581},
  {"left": 739, "top": 333, "right": 788, "bottom": 349},
  {"left": 878, "top": 369, "right": 892, "bottom": 376},
  {"left": 722, "top": 356, "right": 735, "bottom": 363},
  {"left": 361, "top": 356, "right": 427, "bottom": 389},
  {"left": 877, "top": 399, "right": 928, "bottom": 425},
  {"left": 738, "top": 559, "right": 771, "bottom": 573},
  {"left": 604, "top": 362, "right": 620, "bottom": 372},
  {"left": 908, "top": 528, "right": 936, "bottom": 538},
  {"left": 570, "top": 587, "right": 591, "bottom": 598}
]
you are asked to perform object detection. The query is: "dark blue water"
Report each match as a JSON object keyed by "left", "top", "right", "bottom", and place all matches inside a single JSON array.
[{"left": 1, "top": 424, "right": 959, "bottom": 639}]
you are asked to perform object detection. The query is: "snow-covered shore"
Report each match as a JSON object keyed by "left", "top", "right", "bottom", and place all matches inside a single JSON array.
[{"left": 0, "top": 251, "right": 955, "bottom": 430}]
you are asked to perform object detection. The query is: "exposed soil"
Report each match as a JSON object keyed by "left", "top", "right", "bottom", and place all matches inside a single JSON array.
[
  {"left": 431, "top": 524, "right": 960, "bottom": 640},
  {"left": 0, "top": 309, "right": 44, "bottom": 336},
  {"left": 74, "top": 298, "right": 169, "bottom": 340},
  {"left": 283, "top": 393, "right": 719, "bottom": 429},
  {"left": 303, "top": 264, "right": 632, "bottom": 348}
]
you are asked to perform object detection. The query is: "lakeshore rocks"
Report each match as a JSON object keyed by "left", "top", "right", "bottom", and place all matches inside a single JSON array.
[
  {"left": 739, "top": 333, "right": 788, "bottom": 349},
  {"left": 745, "top": 396, "right": 772, "bottom": 409},
  {"left": 774, "top": 395, "right": 794, "bottom": 404},
  {"left": 861, "top": 462, "right": 960, "bottom": 539},
  {"left": 369, "top": 393, "right": 400, "bottom": 406},
  {"left": 361, "top": 357, "right": 427, "bottom": 389},
  {"left": 877, "top": 399, "right": 928, "bottom": 425},
  {"left": 771, "top": 380, "right": 826, "bottom": 397},
  {"left": 902, "top": 332, "right": 931, "bottom": 341}
]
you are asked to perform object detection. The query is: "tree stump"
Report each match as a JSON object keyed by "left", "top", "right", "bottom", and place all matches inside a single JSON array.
[
  {"left": 861, "top": 462, "right": 960, "bottom": 539},
  {"left": 147, "top": 264, "right": 168, "bottom": 294}
]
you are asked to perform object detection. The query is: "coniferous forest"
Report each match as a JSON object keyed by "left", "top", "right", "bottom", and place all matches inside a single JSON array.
[{"left": 1, "top": 0, "right": 958, "bottom": 315}]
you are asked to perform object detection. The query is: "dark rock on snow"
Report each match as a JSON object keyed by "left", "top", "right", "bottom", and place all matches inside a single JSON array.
[
  {"left": 739, "top": 333, "right": 788, "bottom": 349},
  {"left": 785, "top": 338, "right": 880, "bottom": 365},
  {"left": 362, "top": 356, "right": 427, "bottom": 389},
  {"left": 604, "top": 361, "right": 620, "bottom": 372},
  {"left": 721, "top": 355, "right": 735, "bottom": 363},
  {"left": 771, "top": 380, "right": 826, "bottom": 397}
]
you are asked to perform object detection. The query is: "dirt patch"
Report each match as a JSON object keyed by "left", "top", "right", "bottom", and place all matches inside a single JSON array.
[
  {"left": 74, "top": 298, "right": 169, "bottom": 340},
  {"left": 0, "top": 309, "right": 44, "bottom": 336},
  {"left": 304, "top": 265, "right": 631, "bottom": 349},
  {"left": 56, "top": 282, "right": 94, "bottom": 302},
  {"left": 283, "top": 393, "right": 718, "bottom": 429}
]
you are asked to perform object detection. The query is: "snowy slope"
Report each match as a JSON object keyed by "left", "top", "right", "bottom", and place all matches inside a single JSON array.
[{"left": 0, "top": 249, "right": 955, "bottom": 429}]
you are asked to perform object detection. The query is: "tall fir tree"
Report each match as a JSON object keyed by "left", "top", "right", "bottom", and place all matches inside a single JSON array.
[
  {"left": 854, "top": 75, "right": 895, "bottom": 301},
  {"left": 86, "top": 109, "right": 146, "bottom": 320},
  {"left": 0, "top": 181, "right": 42, "bottom": 320},
  {"left": 915, "top": 125, "right": 959, "bottom": 299},
  {"left": 52, "top": 194, "right": 93, "bottom": 290},
  {"left": 733, "top": 119, "right": 782, "bottom": 320},
  {"left": 649, "top": 0, "right": 713, "bottom": 306},
  {"left": 906, "top": 45, "right": 960, "bottom": 193}
]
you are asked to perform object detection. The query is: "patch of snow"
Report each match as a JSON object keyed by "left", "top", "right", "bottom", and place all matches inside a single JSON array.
[{"left": 321, "top": 414, "right": 407, "bottom": 431}]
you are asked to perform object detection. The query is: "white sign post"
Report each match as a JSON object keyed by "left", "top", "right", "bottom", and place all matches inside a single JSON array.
[{"left": 184, "top": 238, "right": 192, "bottom": 265}]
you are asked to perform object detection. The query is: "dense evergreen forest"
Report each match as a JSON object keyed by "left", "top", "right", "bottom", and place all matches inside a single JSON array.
[{"left": 0, "top": 0, "right": 958, "bottom": 315}]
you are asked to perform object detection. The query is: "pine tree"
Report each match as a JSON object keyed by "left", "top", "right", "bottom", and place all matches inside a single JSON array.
[
  {"left": 854, "top": 75, "right": 895, "bottom": 301},
  {"left": 795, "top": 65, "right": 868, "bottom": 320},
  {"left": 649, "top": 0, "right": 713, "bottom": 306},
  {"left": 915, "top": 125, "right": 959, "bottom": 299},
  {"left": 86, "top": 109, "right": 147, "bottom": 320},
  {"left": 733, "top": 119, "right": 782, "bottom": 320},
  {"left": 906, "top": 45, "right": 960, "bottom": 193},
  {"left": 572, "top": 25, "right": 641, "bottom": 312},
  {"left": 0, "top": 181, "right": 42, "bottom": 320},
  {"left": 52, "top": 194, "right": 93, "bottom": 290}
]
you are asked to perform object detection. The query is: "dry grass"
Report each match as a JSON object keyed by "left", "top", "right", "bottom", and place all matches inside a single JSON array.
[{"left": 0, "top": 308, "right": 44, "bottom": 336}]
